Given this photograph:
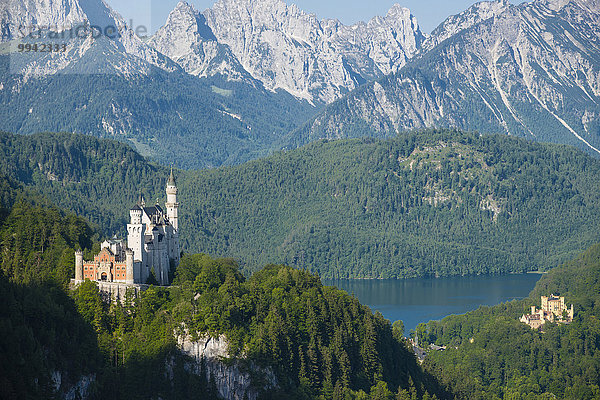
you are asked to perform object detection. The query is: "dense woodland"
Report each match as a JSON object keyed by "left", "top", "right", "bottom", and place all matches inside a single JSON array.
[
  {"left": 0, "top": 56, "right": 317, "bottom": 169},
  {"left": 0, "top": 174, "right": 443, "bottom": 399},
  {"left": 415, "top": 243, "right": 600, "bottom": 399},
  {"left": 0, "top": 130, "right": 599, "bottom": 278},
  {"left": 2, "top": 130, "right": 600, "bottom": 399}
]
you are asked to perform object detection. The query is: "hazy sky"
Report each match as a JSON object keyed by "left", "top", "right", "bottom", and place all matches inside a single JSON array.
[{"left": 106, "top": 0, "right": 528, "bottom": 35}]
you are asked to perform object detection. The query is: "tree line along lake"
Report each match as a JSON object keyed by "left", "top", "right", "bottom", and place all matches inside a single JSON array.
[{"left": 324, "top": 273, "right": 542, "bottom": 334}]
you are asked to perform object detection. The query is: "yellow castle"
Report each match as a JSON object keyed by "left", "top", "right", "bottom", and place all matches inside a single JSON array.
[{"left": 520, "top": 295, "right": 574, "bottom": 330}]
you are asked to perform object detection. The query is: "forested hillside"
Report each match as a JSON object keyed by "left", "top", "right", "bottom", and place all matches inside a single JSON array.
[
  {"left": 418, "top": 242, "right": 600, "bottom": 399},
  {"left": 0, "top": 45, "right": 317, "bottom": 170},
  {"left": 182, "top": 130, "right": 600, "bottom": 277},
  {"left": 1, "top": 130, "right": 598, "bottom": 278},
  {"left": 0, "top": 175, "right": 100, "bottom": 398},
  {"left": 0, "top": 171, "right": 441, "bottom": 399}
]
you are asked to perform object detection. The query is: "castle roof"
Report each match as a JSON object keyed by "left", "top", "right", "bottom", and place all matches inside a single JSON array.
[
  {"left": 98, "top": 247, "right": 114, "bottom": 256},
  {"left": 143, "top": 205, "right": 163, "bottom": 217},
  {"left": 131, "top": 204, "right": 142, "bottom": 211}
]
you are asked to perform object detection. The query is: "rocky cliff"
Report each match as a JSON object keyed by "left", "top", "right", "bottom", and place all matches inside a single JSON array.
[
  {"left": 150, "top": 0, "right": 424, "bottom": 104},
  {"left": 148, "top": 2, "right": 255, "bottom": 83},
  {"left": 297, "top": 0, "right": 600, "bottom": 156},
  {"left": 421, "top": 0, "right": 510, "bottom": 53},
  {"left": 0, "top": 0, "right": 176, "bottom": 75},
  {"left": 177, "top": 334, "right": 277, "bottom": 400}
]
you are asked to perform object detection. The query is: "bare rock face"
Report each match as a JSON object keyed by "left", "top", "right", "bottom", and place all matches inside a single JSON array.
[
  {"left": 177, "top": 334, "right": 277, "bottom": 400},
  {"left": 149, "top": 2, "right": 253, "bottom": 82},
  {"left": 0, "top": 0, "right": 87, "bottom": 42},
  {"left": 1, "top": 0, "right": 177, "bottom": 76},
  {"left": 48, "top": 370, "right": 95, "bottom": 400},
  {"left": 200, "top": 0, "right": 424, "bottom": 103},
  {"left": 421, "top": 0, "right": 510, "bottom": 53},
  {"left": 300, "top": 0, "right": 600, "bottom": 156}
]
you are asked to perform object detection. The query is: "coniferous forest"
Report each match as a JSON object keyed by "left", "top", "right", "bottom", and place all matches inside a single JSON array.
[
  {"left": 2, "top": 129, "right": 600, "bottom": 399},
  {"left": 3, "top": 0, "right": 600, "bottom": 396},
  {"left": 0, "top": 130, "right": 599, "bottom": 278},
  {"left": 3, "top": 160, "right": 600, "bottom": 399},
  {"left": 0, "top": 173, "right": 444, "bottom": 399},
  {"left": 417, "top": 243, "right": 600, "bottom": 399}
]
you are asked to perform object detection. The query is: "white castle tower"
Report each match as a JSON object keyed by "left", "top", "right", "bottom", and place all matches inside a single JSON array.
[
  {"left": 166, "top": 167, "right": 179, "bottom": 231},
  {"left": 75, "top": 170, "right": 181, "bottom": 288},
  {"left": 165, "top": 167, "right": 180, "bottom": 268},
  {"left": 125, "top": 169, "right": 181, "bottom": 285},
  {"left": 127, "top": 197, "right": 146, "bottom": 283}
]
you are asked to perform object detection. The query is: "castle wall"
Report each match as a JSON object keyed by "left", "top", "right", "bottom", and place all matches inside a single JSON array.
[
  {"left": 522, "top": 295, "right": 574, "bottom": 329},
  {"left": 75, "top": 171, "right": 180, "bottom": 287}
]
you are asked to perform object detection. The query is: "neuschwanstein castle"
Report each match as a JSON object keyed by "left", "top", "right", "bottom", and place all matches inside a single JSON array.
[{"left": 73, "top": 169, "right": 180, "bottom": 290}]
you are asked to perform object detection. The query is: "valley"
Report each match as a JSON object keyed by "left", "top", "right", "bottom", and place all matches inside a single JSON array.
[{"left": 2, "top": 0, "right": 600, "bottom": 398}]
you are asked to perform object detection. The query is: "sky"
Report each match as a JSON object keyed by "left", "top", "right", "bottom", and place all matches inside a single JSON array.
[{"left": 105, "top": 0, "right": 528, "bottom": 36}]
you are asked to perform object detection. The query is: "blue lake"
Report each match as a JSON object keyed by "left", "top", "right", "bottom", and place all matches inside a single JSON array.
[{"left": 324, "top": 274, "right": 542, "bottom": 332}]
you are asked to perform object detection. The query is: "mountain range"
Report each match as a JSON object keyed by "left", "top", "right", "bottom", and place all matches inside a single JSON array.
[
  {"left": 0, "top": 0, "right": 317, "bottom": 169},
  {"left": 296, "top": 0, "right": 600, "bottom": 156},
  {"left": 1, "top": 0, "right": 600, "bottom": 167}
]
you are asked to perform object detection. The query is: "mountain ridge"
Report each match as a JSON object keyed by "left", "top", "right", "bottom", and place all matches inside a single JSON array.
[
  {"left": 148, "top": 1, "right": 257, "bottom": 84},
  {"left": 295, "top": 0, "right": 600, "bottom": 157},
  {"left": 0, "top": 0, "right": 318, "bottom": 169},
  {"left": 173, "top": 0, "right": 425, "bottom": 103},
  {"left": 3, "top": 0, "right": 600, "bottom": 169}
]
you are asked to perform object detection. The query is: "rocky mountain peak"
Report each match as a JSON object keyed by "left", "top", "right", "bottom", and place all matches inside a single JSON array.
[
  {"left": 302, "top": 0, "right": 600, "bottom": 157},
  {"left": 2, "top": 0, "right": 177, "bottom": 76},
  {"left": 168, "top": 1, "right": 198, "bottom": 24},
  {"left": 385, "top": 3, "right": 413, "bottom": 19},
  {"left": 149, "top": 0, "right": 254, "bottom": 81},
  {"left": 198, "top": 0, "right": 423, "bottom": 103},
  {"left": 1, "top": 0, "right": 88, "bottom": 42},
  {"left": 422, "top": 0, "right": 511, "bottom": 52},
  {"left": 157, "top": 1, "right": 216, "bottom": 47}
]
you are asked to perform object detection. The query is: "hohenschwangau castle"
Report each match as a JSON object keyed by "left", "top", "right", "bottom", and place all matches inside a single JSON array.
[{"left": 73, "top": 170, "right": 180, "bottom": 287}]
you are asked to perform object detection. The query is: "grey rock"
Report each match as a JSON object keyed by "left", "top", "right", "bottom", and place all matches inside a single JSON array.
[
  {"left": 178, "top": 334, "right": 277, "bottom": 400},
  {"left": 299, "top": 0, "right": 600, "bottom": 156},
  {"left": 149, "top": 2, "right": 255, "bottom": 83},
  {"left": 1, "top": 0, "right": 178, "bottom": 76},
  {"left": 199, "top": 0, "right": 424, "bottom": 103}
]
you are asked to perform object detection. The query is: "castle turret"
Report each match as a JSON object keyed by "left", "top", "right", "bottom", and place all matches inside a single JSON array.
[
  {"left": 75, "top": 250, "right": 84, "bottom": 282},
  {"left": 130, "top": 204, "right": 142, "bottom": 225},
  {"left": 127, "top": 203, "right": 145, "bottom": 269},
  {"left": 125, "top": 249, "right": 134, "bottom": 285},
  {"left": 165, "top": 167, "right": 179, "bottom": 231},
  {"left": 569, "top": 304, "right": 574, "bottom": 320}
]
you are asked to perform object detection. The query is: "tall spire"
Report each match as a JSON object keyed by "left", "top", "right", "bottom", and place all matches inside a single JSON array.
[{"left": 167, "top": 165, "right": 176, "bottom": 187}]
